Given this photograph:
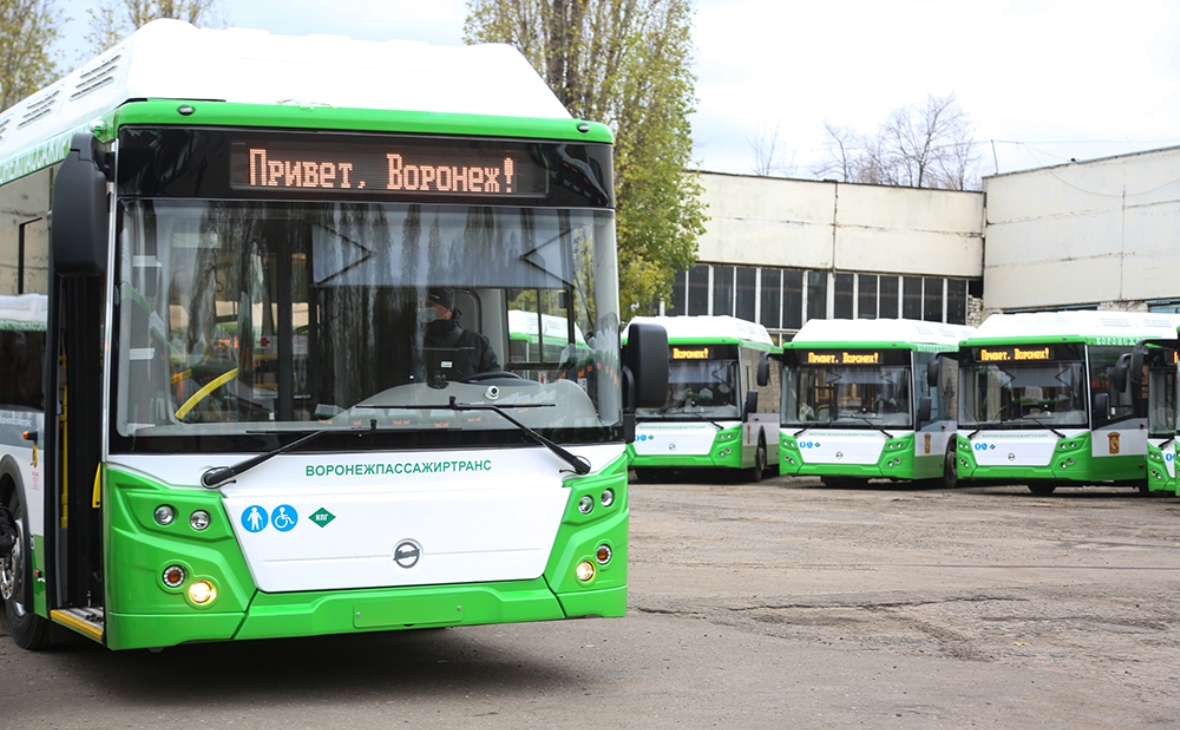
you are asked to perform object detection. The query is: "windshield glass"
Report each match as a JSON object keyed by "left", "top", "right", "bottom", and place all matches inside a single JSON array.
[
  {"left": 637, "top": 359, "right": 740, "bottom": 420},
  {"left": 958, "top": 360, "right": 1087, "bottom": 429},
  {"left": 112, "top": 200, "right": 621, "bottom": 452},
  {"left": 782, "top": 364, "right": 913, "bottom": 428}
]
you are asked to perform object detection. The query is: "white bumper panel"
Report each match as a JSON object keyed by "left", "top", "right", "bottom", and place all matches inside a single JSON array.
[
  {"left": 109, "top": 444, "right": 623, "bottom": 593},
  {"left": 793, "top": 430, "right": 885, "bottom": 466},
  {"left": 962, "top": 430, "right": 1082, "bottom": 467},
  {"left": 632, "top": 422, "right": 733, "bottom": 457}
]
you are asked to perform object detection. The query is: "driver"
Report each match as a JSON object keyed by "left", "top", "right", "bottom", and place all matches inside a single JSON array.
[{"left": 419, "top": 287, "right": 501, "bottom": 380}]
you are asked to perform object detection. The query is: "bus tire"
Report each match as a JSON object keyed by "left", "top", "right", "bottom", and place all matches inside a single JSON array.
[
  {"left": 3, "top": 489, "right": 50, "bottom": 650},
  {"left": 942, "top": 442, "right": 958, "bottom": 489},
  {"left": 1027, "top": 484, "right": 1056, "bottom": 496},
  {"left": 746, "top": 438, "right": 767, "bottom": 483}
]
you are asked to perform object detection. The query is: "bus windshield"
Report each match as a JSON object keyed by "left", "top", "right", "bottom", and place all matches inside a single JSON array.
[
  {"left": 783, "top": 364, "right": 913, "bottom": 428},
  {"left": 112, "top": 199, "right": 621, "bottom": 451},
  {"left": 637, "top": 358, "right": 740, "bottom": 420},
  {"left": 958, "top": 360, "right": 1087, "bottom": 429},
  {"left": 1146, "top": 357, "right": 1177, "bottom": 438}
]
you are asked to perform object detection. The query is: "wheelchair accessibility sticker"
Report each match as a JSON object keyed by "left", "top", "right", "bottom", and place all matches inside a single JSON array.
[{"left": 241, "top": 504, "right": 299, "bottom": 533}]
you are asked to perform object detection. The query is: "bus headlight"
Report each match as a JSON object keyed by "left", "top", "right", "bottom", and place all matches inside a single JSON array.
[
  {"left": 190, "top": 510, "right": 211, "bottom": 531},
  {"left": 576, "top": 561, "right": 596, "bottom": 582},
  {"left": 188, "top": 580, "right": 217, "bottom": 605},
  {"left": 154, "top": 505, "right": 176, "bottom": 525},
  {"left": 578, "top": 496, "right": 594, "bottom": 515},
  {"left": 600, "top": 489, "right": 615, "bottom": 507}
]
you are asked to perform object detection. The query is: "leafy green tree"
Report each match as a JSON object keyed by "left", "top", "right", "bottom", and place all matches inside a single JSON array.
[
  {"left": 0, "top": 0, "right": 62, "bottom": 112},
  {"left": 465, "top": 0, "right": 706, "bottom": 317},
  {"left": 87, "top": 0, "right": 222, "bottom": 55}
]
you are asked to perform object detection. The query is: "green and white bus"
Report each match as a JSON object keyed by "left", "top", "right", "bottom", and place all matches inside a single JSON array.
[
  {"left": 955, "top": 311, "right": 1180, "bottom": 494},
  {"left": 0, "top": 20, "right": 668, "bottom": 651},
  {"left": 625, "top": 316, "right": 781, "bottom": 482},
  {"left": 778, "top": 318, "right": 972, "bottom": 488},
  {"left": 1143, "top": 335, "right": 1178, "bottom": 495}
]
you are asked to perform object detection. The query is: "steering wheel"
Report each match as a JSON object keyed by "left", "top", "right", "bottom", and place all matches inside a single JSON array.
[
  {"left": 176, "top": 368, "right": 239, "bottom": 420},
  {"left": 464, "top": 370, "right": 523, "bottom": 382}
]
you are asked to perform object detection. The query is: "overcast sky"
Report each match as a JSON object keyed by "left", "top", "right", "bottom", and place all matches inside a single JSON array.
[{"left": 53, "top": 0, "right": 1180, "bottom": 178}]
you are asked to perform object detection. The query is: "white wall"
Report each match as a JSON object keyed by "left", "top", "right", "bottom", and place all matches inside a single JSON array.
[
  {"left": 983, "top": 146, "right": 1180, "bottom": 310},
  {"left": 697, "top": 172, "right": 984, "bottom": 277}
]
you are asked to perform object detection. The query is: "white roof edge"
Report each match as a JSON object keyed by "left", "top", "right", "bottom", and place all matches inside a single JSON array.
[
  {"left": 969, "top": 311, "right": 1180, "bottom": 340},
  {"left": 789, "top": 318, "right": 974, "bottom": 347},
  {"left": 624, "top": 315, "right": 776, "bottom": 346},
  {"left": 0, "top": 19, "right": 570, "bottom": 166}
]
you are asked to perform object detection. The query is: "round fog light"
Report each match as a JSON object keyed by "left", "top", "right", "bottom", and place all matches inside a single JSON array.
[
  {"left": 188, "top": 580, "right": 217, "bottom": 604},
  {"left": 601, "top": 489, "right": 615, "bottom": 507},
  {"left": 154, "top": 505, "right": 175, "bottom": 525},
  {"left": 595, "top": 544, "right": 612, "bottom": 564},
  {"left": 162, "top": 565, "right": 186, "bottom": 588},
  {"left": 190, "top": 510, "right": 211, "bottom": 531},
  {"left": 576, "top": 560, "right": 596, "bottom": 582},
  {"left": 578, "top": 496, "right": 594, "bottom": 515}
]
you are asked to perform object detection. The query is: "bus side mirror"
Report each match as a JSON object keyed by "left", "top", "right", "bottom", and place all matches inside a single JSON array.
[
  {"left": 745, "top": 390, "right": 758, "bottom": 418},
  {"left": 51, "top": 132, "right": 110, "bottom": 276},
  {"left": 927, "top": 358, "right": 941, "bottom": 388},
  {"left": 1094, "top": 392, "right": 1110, "bottom": 417},
  {"left": 622, "top": 323, "right": 668, "bottom": 411},
  {"left": 917, "top": 397, "right": 932, "bottom": 424},
  {"left": 1112, "top": 354, "right": 1131, "bottom": 392},
  {"left": 756, "top": 353, "right": 770, "bottom": 387}
]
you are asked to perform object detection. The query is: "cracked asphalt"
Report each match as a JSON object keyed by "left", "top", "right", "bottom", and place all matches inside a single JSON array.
[{"left": 1, "top": 475, "right": 1177, "bottom": 729}]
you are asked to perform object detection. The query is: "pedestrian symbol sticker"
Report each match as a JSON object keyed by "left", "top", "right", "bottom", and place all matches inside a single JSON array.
[
  {"left": 271, "top": 504, "right": 298, "bottom": 532},
  {"left": 242, "top": 505, "right": 268, "bottom": 533}
]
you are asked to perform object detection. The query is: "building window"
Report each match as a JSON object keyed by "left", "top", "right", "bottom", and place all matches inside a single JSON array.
[
  {"left": 735, "top": 267, "right": 757, "bottom": 322},
  {"left": 760, "top": 269, "right": 781, "bottom": 329},
  {"left": 879, "top": 276, "right": 898, "bottom": 318},
  {"left": 834, "top": 273, "right": 854, "bottom": 319},
  {"left": 902, "top": 276, "right": 922, "bottom": 319},
  {"left": 713, "top": 266, "right": 734, "bottom": 317},
  {"left": 784, "top": 270, "right": 803, "bottom": 329},
  {"left": 923, "top": 277, "right": 944, "bottom": 322},
  {"left": 688, "top": 264, "right": 710, "bottom": 315},
  {"left": 947, "top": 279, "right": 967, "bottom": 325},
  {"left": 858, "top": 274, "right": 878, "bottom": 319},
  {"left": 669, "top": 270, "right": 687, "bottom": 315},
  {"left": 806, "top": 271, "right": 827, "bottom": 322}
]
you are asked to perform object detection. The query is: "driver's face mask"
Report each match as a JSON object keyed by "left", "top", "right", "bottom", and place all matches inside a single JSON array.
[{"left": 417, "top": 307, "right": 438, "bottom": 324}]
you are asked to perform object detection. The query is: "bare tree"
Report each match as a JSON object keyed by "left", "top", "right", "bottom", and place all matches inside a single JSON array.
[
  {"left": 811, "top": 94, "right": 981, "bottom": 190},
  {"left": 748, "top": 121, "right": 795, "bottom": 177},
  {"left": 87, "top": 0, "right": 222, "bottom": 55},
  {"left": 0, "top": 0, "right": 61, "bottom": 112}
]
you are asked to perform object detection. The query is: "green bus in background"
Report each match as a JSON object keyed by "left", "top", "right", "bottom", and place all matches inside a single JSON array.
[
  {"left": 0, "top": 20, "right": 669, "bottom": 652},
  {"left": 956, "top": 311, "right": 1180, "bottom": 494},
  {"left": 625, "top": 316, "right": 781, "bottom": 482},
  {"left": 1143, "top": 334, "right": 1178, "bottom": 495},
  {"left": 778, "top": 318, "right": 972, "bottom": 488}
]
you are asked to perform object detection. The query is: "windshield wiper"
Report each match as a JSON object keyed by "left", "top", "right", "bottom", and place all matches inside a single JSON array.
[
  {"left": 361, "top": 397, "right": 589, "bottom": 475},
  {"left": 849, "top": 415, "right": 895, "bottom": 439},
  {"left": 201, "top": 427, "right": 347, "bottom": 488},
  {"left": 1023, "top": 415, "right": 1066, "bottom": 439}
]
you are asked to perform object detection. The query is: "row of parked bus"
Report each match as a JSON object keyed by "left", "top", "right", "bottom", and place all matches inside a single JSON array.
[{"left": 625, "top": 312, "right": 1180, "bottom": 496}]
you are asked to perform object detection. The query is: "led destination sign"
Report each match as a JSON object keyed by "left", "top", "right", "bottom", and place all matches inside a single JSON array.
[
  {"left": 230, "top": 139, "right": 549, "bottom": 198},
  {"left": 805, "top": 350, "right": 886, "bottom": 365},
  {"left": 974, "top": 346, "right": 1054, "bottom": 362},
  {"left": 672, "top": 346, "right": 710, "bottom": 360}
]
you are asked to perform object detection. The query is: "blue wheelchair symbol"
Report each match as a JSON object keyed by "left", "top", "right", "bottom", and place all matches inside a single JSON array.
[
  {"left": 242, "top": 505, "right": 268, "bottom": 533},
  {"left": 271, "top": 504, "right": 298, "bottom": 532}
]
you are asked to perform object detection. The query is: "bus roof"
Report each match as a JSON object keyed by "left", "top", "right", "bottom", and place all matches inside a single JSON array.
[
  {"left": 966, "top": 310, "right": 1180, "bottom": 344},
  {"left": 624, "top": 315, "right": 776, "bottom": 348},
  {"left": 0, "top": 19, "right": 571, "bottom": 174},
  {"left": 0, "top": 294, "right": 48, "bottom": 331},
  {"left": 788, "top": 318, "right": 973, "bottom": 348}
]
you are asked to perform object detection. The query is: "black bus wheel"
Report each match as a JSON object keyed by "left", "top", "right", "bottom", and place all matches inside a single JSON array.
[{"left": 2, "top": 490, "right": 50, "bottom": 650}]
